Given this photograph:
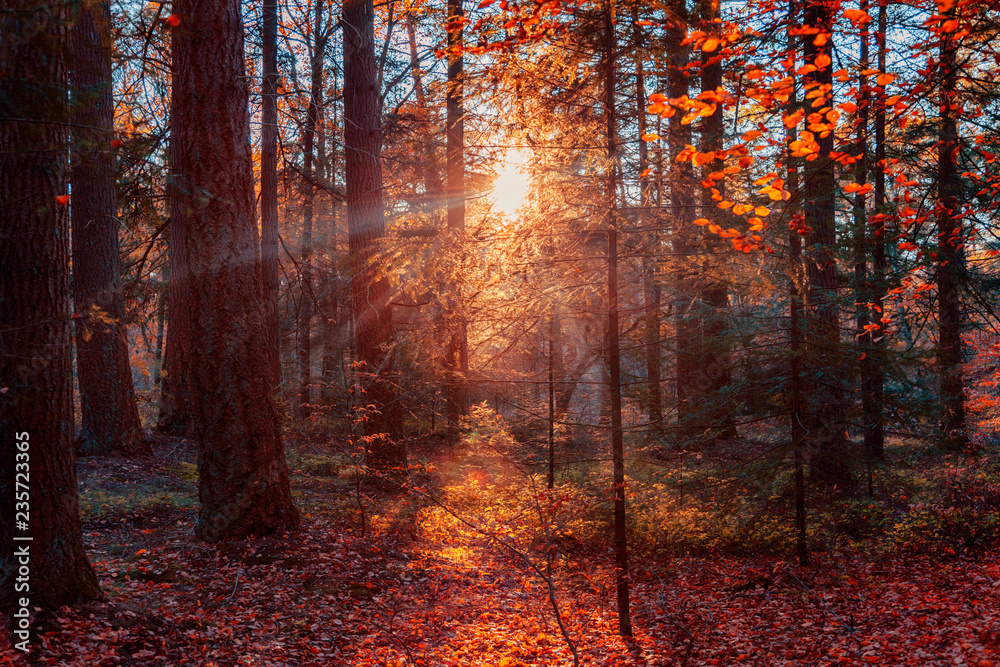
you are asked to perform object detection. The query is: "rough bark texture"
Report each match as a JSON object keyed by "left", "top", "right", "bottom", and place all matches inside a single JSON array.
[
  {"left": 936, "top": 9, "right": 968, "bottom": 451},
  {"left": 170, "top": 0, "right": 299, "bottom": 541},
  {"left": 344, "top": 0, "right": 405, "bottom": 470},
  {"left": 0, "top": 0, "right": 104, "bottom": 609},
  {"left": 802, "top": 0, "right": 849, "bottom": 482},
  {"left": 70, "top": 0, "right": 149, "bottom": 457},
  {"left": 261, "top": 0, "right": 281, "bottom": 389}
]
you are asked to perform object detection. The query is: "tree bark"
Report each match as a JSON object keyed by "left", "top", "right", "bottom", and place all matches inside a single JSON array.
[
  {"left": 445, "top": 0, "right": 469, "bottom": 439},
  {"left": 0, "top": 0, "right": 103, "bottom": 609},
  {"left": 261, "top": 0, "right": 281, "bottom": 389},
  {"left": 170, "top": 0, "right": 299, "bottom": 541},
  {"left": 605, "top": 0, "right": 631, "bottom": 638},
  {"left": 634, "top": 12, "right": 663, "bottom": 435},
  {"left": 868, "top": 0, "right": 888, "bottom": 459},
  {"left": 344, "top": 0, "right": 405, "bottom": 470},
  {"left": 298, "top": 0, "right": 327, "bottom": 420},
  {"left": 936, "top": 4, "right": 968, "bottom": 451},
  {"left": 802, "top": 0, "right": 849, "bottom": 481},
  {"left": 70, "top": 0, "right": 149, "bottom": 457},
  {"left": 697, "top": 0, "right": 735, "bottom": 440},
  {"left": 667, "top": 0, "right": 699, "bottom": 433}
]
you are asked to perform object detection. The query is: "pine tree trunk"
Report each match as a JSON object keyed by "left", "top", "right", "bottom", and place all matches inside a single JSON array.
[
  {"left": 802, "top": 0, "right": 849, "bottom": 481},
  {"left": 70, "top": 0, "right": 148, "bottom": 456},
  {"left": 0, "top": 0, "right": 104, "bottom": 609},
  {"left": 937, "top": 4, "right": 968, "bottom": 451},
  {"left": 666, "top": 0, "right": 699, "bottom": 433},
  {"left": 261, "top": 0, "right": 281, "bottom": 390},
  {"left": 170, "top": 0, "right": 299, "bottom": 541},
  {"left": 634, "top": 14, "right": 663, "bottom": 434},
  {"left": 698, "top": 0, "right": 735, "bottom": 440},
  {"left": 868, "top": 0, "right": 888, "bottom": 459},
  {"left": 445, "top": 0, "right": 469, "bottom": 439},
  {"left": 298, "top": 1, "right": 326, "bottom": 420},
  {"left": 605, "top": 0, "right": 631, "bottom": 638},
  {"left": 344, "top": 0, "right": 405, "bottom": 470}
]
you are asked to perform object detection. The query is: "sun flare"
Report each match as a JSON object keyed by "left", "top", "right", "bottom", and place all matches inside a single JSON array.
[{"left": 491, "top": 150, "right": 530, "bottom": 218}]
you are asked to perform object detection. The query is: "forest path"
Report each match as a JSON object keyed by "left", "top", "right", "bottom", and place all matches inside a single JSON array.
[{"left": 3, "top": 434, "right": 998, "bottom": 666}]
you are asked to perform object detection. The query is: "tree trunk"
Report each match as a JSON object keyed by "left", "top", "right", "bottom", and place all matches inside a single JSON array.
[
  {"left": 605, "top": 0, "right": 631, "bottom": 638},
  {"left": 0, "top": 0, "right": 104, "bottom": 609},
  {"left": 298, "top": 0, "right": 326, "bottom": 420},
  {"left": 853, "top": 0, "right": 880, "bottom": 462},
  {"left": 634, "top": 13, "right": 663, "bottom": 435},
  {"left": 344, "top": 0, "right": 405, "bottom": 470},
  {"left": 802, "top": 0, "right": 849, "bottom": 481},
  {"left": 936, "top": 4, "right": 968, "bottom": 451},
  {"left": 868, "top": 0, "right": 887, "bottom": 459},
  {"left": 261, "top": 0, "right": 281, "bottom": 390},
  {"left": 698, "top": 0, "right": 735, "bottom": 440},
  {"left": 407, "top": 12, "right": 442, "bottom": 205},
  {"left": 786, "top": 0, "right": 808, "bottom": 566},
  {"left": 70, "top": 0, "right": 149, "bottom": 456},
  {"left": 157, "top": 225, "right": 193, "bottom": 435},
  {"left": 667, "top": 0, "right": 699, "bottom": 434},
  {"left": 170, "top": 0, "right": 299, "bottom": 541},
  {"left": 445, "top": 0, "right": 469, "bottom": 439}
]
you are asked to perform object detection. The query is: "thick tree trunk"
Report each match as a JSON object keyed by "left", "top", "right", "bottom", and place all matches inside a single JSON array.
[
  {"left": 802, "top": 0, "right": 849, "bottom": 481},
  {"left": 605, "top": 0, "right": 631, "bottom": 638},
  {"left": 445, "top": 0, "right": 469, "bottom": 439},
  {"left": 262, "top": 0, "right": 281, "bottom": 389},
  {"left": 667, "top": 0, "right": 699, "bottom": 433},
  {"left": 70, "top": 1, "right": 148, "bottom": 457},
  {"left": 170, "top": 0, "right": 299, "bottom": 541},
  {"left": 344, "top": 0, "right": 405, "bottom": 470},
  {"left": 0, "top": 0, "right": 103, "bottom": 609},
  {"left": 936, "top": 6, "right": 968, "bottom": 451}
]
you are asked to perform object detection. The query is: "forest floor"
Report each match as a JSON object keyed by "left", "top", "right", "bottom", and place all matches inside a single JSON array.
[{"left": 3, "top": 432, "right": 1000, "bottom": 666}]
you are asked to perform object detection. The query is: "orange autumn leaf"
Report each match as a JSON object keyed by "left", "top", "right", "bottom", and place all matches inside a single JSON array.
[
  {"left": 55, "top": 194, "right": 70, "bottom": 205},
  {"left": 642, "top": 132, "right": 660, "bottom": 142},
  {"left": 754, "top": 206, "right": 770, "bottom": 217},
  {"left": 942, "top": 19, "right": 959, "bottom": 32},
  {"left": 693, "top": 217, "right": 711, "bottom": 226},
  {"left": 167, "top": 13, "right": 181, "bottom": 26},
  {"left": 843, "top": 8, "right": 871, "bottom": 23},
  {"left": 732, "top": 203, "right": 753, "bottom": 215},
  {"left": 738, "top": 156, "right": 753, "bottom": 169},
  {"left": 702, "top": 37, "right": 720, "bottom": 52},
  {"left": 877, "top": 73, "right": 894, "bottom": 86},
  {"left": 814, "top": 54, "right": 831, "bottom": 68},
  {"left": 742, "top": 129, "right": 763, "bottom": 141}
]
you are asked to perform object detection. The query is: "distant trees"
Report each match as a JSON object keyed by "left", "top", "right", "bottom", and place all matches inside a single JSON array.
[
  {"left": 1, "top": 0, "right": 103, "bottom": 608},
  {"left": 169, "top": 0, "right": 299, "bottom": 540}
]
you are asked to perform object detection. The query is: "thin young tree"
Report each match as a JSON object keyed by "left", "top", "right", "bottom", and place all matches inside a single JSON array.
[
  {"left": 262, "top": 0, "right": 282, "bottom": 389},
  {"left": 604, "top": 0, "right": 631, "bottom": 638},
  {"left": 0, "top": 0, "right": 103, "bottom": 608},
  {"left": 170, "top": 0, "right": 299, "bottom": 541},
  {"left": 445, "top": 0, "right": 469, "bottom": 438}
]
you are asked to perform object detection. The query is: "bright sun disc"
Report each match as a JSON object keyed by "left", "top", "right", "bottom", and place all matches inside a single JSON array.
[{"left": 491, "top": 150, "right": 530, "bottom": 218}]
